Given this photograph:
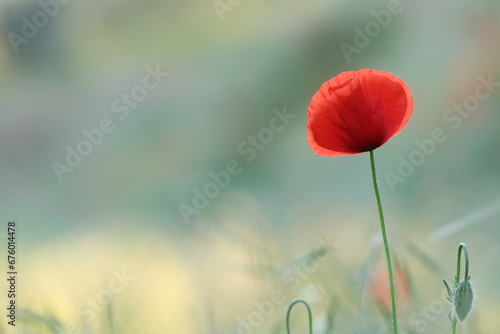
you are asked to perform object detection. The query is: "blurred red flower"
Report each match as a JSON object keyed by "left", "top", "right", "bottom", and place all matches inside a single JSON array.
[
  {"left": 308, "top": 69, "right": 414, "bottom": 157},
  {"left": 371, "top": 264, "right": 411, "bottom": 312}
]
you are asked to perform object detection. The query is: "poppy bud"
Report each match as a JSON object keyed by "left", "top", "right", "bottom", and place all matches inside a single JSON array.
[
  {"left": 371, "top": 264, "right": 411, "bottom": 312},
  {"left": 443, "top": 243, "right": 474, "bottom": 324},
  {"left": 452, "top": 280, "right": 474, "bottom": 322}
]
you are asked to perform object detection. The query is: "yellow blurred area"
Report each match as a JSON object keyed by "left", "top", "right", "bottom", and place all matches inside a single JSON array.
[{"left": 20, "top": 224, "right": 199, "bottom": 333}]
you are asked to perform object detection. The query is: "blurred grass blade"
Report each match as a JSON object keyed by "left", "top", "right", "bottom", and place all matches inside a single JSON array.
[{"left": 428, "top": 199, "right": 500, "bottom": 242}]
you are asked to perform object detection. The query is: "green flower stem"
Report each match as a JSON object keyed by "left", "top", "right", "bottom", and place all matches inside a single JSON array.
[
  {"left": 370, "top": 150, "right": 398, "bottom": 334},
  {"left": 286, "top": 299, "right": 313, "bottom": 334},
  {"left": 456, "top": 243, "right": 469, "bottom": 283}
]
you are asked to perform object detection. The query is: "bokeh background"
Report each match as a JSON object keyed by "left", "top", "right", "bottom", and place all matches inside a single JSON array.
[{"left": 1, "top": 0, "right": 499, "bottom": 333}]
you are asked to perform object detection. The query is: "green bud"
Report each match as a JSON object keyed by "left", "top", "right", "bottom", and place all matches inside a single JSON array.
[
  {"left": 443, "top": 243, "right": 474, "bottom": 326},
  {"left": 453, "top": 280, "right": 474, "bottom": 322}
]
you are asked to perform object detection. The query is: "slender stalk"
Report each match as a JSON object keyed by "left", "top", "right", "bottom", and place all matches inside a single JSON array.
[
  {"left": 286, "top": 299, "right": 313, "bottom": 334},
  {"left": 456, "top": 243, "right": 469, "bottom": 283},
  {"left": 369, "top": 150, "right": 398, "bottom": 334}
]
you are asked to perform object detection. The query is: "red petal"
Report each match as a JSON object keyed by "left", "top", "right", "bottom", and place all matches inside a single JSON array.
[{"left": 308, "top": 70, "right": 413, "bottom": 156}]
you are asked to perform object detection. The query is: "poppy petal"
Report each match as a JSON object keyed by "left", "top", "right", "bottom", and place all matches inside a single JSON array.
[{"left": 307, "top": 69, "right": 413, "bottom": 156}]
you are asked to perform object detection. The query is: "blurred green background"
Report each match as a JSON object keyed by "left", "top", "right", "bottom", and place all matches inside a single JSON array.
[{"left": 1, "top": 0, "right": 500, "bottom": 333}]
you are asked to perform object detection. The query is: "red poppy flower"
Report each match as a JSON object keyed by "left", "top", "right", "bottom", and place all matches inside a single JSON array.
[
  {"left": 371, "top": 264, "right": 411, "bottom": 312},
  {"left": 308, "top": 69, "right": 414, "bottom": 156}
]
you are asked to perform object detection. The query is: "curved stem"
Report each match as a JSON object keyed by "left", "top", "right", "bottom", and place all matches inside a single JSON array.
[
  {"left": 286, "top": 299, "right": 313, "bottom": 334},
  {"left": 456, "top": 243, "right": 469, "bottom": 283},
  {"left": 370, "top": 150, "right": 398, "bottom": 334}
]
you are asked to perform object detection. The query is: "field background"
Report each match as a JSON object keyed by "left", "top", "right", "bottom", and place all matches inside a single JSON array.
[{"left": 1, "top": 0, "right": 500, "bottom": 333}]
